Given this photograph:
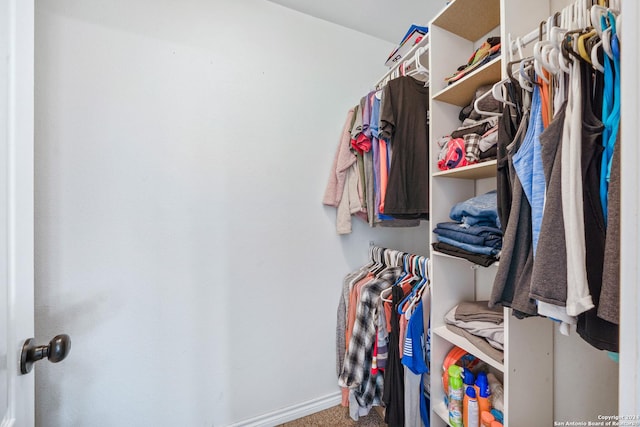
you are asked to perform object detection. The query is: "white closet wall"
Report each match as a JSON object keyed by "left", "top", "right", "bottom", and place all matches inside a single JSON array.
[{"left": 33, "top": 1, "right": 429, "bottom": 426}]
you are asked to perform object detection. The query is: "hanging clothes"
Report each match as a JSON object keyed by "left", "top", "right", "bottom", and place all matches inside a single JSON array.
[
  {"left": 325, "top": 70, "right": 430, "bottom": 231},
  {"left": 575, "top": 56, "right": 618, "bottom": 352},
  {"left": 529, "top": 101, "right": 575, "bottom": 330},
  {"left": 561, "top": 54, "right": 594, "bottom": 317},
  {"left": 339, "top": 266, "right": 401, "bottom": 416},
  {"left": 323, "top": 108, "right": 364, "bottom": 234},
  {"left": 496, "top": 81, "right": 521, "bottom": 232},
  {"left": 324, "top": 96, "right": 421, "bottom": 232},
  {"left": 599, "top": 134, "right": 620, "bottom": 325},
  {"left": 511, "top": 85, "right": 545, "bottom": 256},
  {"left": 379, "top": 76, "right": 430, "bottom": 219},
  {"left": 383, "top": 285, "right": 406, "bottom": 427},
  {"left": 490, "top": 111, "right": 538, "bottom": 317},
  {"left": 336, "top": 248, "right": 430, "bottom": 422},
  {"left": 599, "top": 11, "right": 621, "bottom": 223},
  {"left": 490, "top": 2, "right": 621, "bottom": 353}
]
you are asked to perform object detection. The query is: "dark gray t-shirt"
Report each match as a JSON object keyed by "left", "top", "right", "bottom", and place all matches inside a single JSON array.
[{"left": 380, "top": 76, "right": 430, "bottom": 218}]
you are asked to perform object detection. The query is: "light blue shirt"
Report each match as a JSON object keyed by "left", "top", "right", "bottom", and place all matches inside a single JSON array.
[{"left": 512, "top": 85, "right": 545, "bottom": 256}]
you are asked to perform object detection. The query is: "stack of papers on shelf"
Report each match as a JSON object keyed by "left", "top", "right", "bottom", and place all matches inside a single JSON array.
[{"left": 385, "top": 24, "right": 428, "bottom": 68}]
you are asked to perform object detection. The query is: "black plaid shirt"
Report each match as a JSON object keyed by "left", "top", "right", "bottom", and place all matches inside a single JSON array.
[{"left": 339, "top": 268, "right": 402, "bottom": 406}]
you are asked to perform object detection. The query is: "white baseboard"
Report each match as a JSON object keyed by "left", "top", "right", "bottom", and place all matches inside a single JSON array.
[{"left": 226, "top": 391, "right": 342, "bottom": 427}]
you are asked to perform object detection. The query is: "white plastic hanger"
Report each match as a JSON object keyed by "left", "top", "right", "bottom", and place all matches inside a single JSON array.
[
  {"left": 591, "top": 5, "right": 609, "bottom": 35},
  {"left": 473, "top": 88, "right": 502, "bottom": 117},
  {"left": 518, "top": 58, "right": 536, "bottom": 92},
  {"left": 557, "top": 7, "right": 572, "bottom": 75},
  {"left": 541, "top": 43, "right": 561, "bottom": 75},
  {"left": 591, "top": 39, "right": 605, "bottom": 73},
  {"left": 556, "top": 8, "right": 572, "bottom": 75},
  {"left": 403, "top": 257, "right": 428, "bottom": 320},
  {"left": 406, "top": 46, "right": 430, "bottom": 86},
  {"left": 534, "top": 43, "right": 551, "bottom": 84},
  {"left": 507, "top": 33, "right": 515, "bottom": 63},
  {"left": 535, "top": 15, "right": 566, "bottom": 78},
  {"left": 610, "top": 0, "right": 621, "bottom": 13},
  {"left": 511, "top": 37, "right": 536, "bottom": 93},
  {"left": 548, "top": 25, "right": 567, "bottom": 73},
  {"left": 491, "top": 78, "right": 517, "bottom": 108},
  {"left": 602, "top": 25, "right": 614, "bottom": 60},
  {"left": 515, "top": 35, "right": 525, "bottom": 61},
  {"left": 411, "top": 46, "right": 430, "bottom": 75}
]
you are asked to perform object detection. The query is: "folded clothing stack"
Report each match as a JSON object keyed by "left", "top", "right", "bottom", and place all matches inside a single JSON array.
[
  {"left": 444, "top": 301, "right": 504, "bottom": 362},
  {"left": 445, "top": 37, "right": 501, "bottom": 85},
  {"left": 434, "top": 222, "right": 502, "bottom": 252},
  {"left": 432, "top": 190, "right": 502, "bottom": 266},
  {"left": 437, "top": 116, "right": 499, "bottom": 170}
]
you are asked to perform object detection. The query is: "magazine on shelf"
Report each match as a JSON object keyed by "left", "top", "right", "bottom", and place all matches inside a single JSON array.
[{"left": 385, "top": 24, "right": 429, "bottom": 68}]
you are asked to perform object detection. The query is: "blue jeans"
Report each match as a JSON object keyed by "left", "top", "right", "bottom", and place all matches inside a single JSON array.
[
  {"left": 436, "top": 236, "right": 501, "bottom": 256},
  {"left": 434, "top": 224, "right": 502, "bottom": 248},
  {"left": 449, "top": 190, "right": 501, "bottom": 229}
]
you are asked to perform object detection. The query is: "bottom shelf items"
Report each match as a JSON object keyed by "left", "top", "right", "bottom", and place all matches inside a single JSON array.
[
  {"left": 433, "top": 326, "right": 504, "bottom": 371},
  {"left": 435, "top": 343, "right": 505, "bottom": 427}
]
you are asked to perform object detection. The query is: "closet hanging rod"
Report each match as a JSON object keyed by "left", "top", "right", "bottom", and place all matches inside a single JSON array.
[
  {"left": 508, "top": 0, "right": 616, "bottom": 55},
  {"left": 508, "top": 14, "right": 554, "bottom": 57},
  {"left": 374, "top": 34, "right": 430, "bottom": 89},
  {"left": 509, "top": 26, "right": 547, "bottom": 53}
]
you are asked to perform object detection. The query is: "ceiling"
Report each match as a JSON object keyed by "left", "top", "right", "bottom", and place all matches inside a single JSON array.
[{"left": 266, "top": 0, "right": 447, "bottom": 44}]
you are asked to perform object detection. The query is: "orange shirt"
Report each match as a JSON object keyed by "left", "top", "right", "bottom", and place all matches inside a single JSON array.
[
  {"left": 345, "top": 274, "right": 373, "bottom": 351},
  {"left": 539, "top": 72, "right": 552, "bottom": 128},
  {"left": 379, "top": 139, "right": 389, "bottom": 213},
  {"left": 384, "top": 278, "right": 415, "bottom": 333}
]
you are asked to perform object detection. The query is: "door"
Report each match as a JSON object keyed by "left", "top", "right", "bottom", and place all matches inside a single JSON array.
[{"left": 1, "top": 0, "right": 35, "bottom": 425}]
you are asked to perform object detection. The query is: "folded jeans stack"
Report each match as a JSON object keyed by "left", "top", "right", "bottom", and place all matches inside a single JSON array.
[{"left": 432, "top": 190, "right": 502, "bottom": 266}]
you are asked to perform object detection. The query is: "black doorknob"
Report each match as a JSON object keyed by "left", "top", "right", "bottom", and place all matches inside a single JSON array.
[{"left": 20, "top": 334, "right": 71, "bottom": 375}]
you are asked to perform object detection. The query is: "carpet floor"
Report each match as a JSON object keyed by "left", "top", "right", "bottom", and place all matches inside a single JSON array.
[{"left": 278, "top": 405, "right": 386, "bottom": 426}]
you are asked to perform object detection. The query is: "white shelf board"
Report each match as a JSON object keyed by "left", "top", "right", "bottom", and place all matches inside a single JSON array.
[
  {"left": 431, "top": 248, "right": 500, "bottom": 268},
  {"left": 434, "top": 400, "right": 452, "bottom": 426},
  {"left": 431, "top": 0, "right": 501, "bottom": 41},
  {"left": 433, "top": 325, "right": 505, "bottom": 372},
  {"left": 433, "top": 160, "right": 497, "bottom": 179},
  {"left": 433, "top": 57, "right": 502, "bottom": 107}
]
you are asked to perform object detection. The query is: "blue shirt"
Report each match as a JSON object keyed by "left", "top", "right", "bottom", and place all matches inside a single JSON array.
[
  {"left": 600, "top": 12, "right": 620, "bottom": 224},
  {"left": 512, "top": 85, "right": 545, "bottom": 255}
]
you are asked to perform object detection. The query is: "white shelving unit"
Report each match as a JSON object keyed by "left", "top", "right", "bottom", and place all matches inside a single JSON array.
[{"left": 427, "top": 0, "right": 555, "bottom": 426}]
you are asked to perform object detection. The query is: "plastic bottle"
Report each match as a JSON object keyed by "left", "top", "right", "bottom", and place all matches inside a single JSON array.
[
  {"left": 448, "top": 365, "right": 464, "bottom": 427},
  {"left": 480, "top": 411, "right": 495, "bottom": 427},
  {"left": 474, "top": 372, "right": 491, "bottom": 416},
  {"left": 463, "top": 387, "right": 479, "bottom": 427},
  {"left": 462, "top": 368, "right": 475, "bottom": 424}
]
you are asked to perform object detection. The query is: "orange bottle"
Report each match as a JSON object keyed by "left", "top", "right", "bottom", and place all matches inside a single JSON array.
[
  {"left": 480, "top": 411, "right": 495, "bottom": 427},
  {"left": 463, "top": 387, "right": 479, "bottom": 427},
  {"left": 474, "top": 372, "right": 491, "bottom": 416}
]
